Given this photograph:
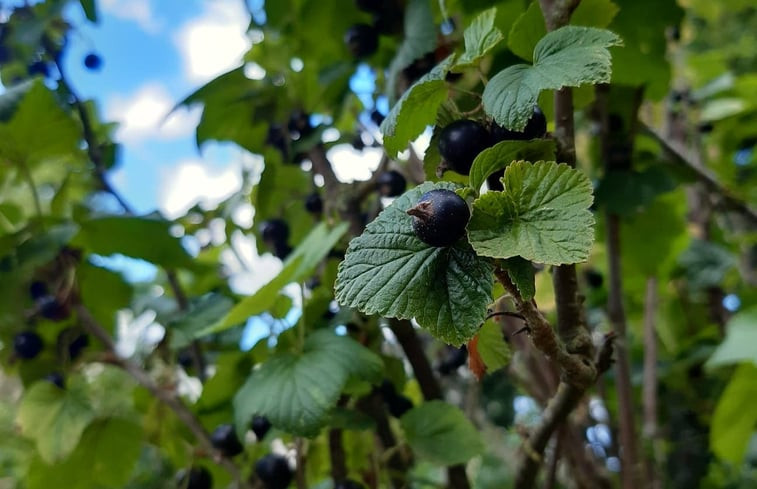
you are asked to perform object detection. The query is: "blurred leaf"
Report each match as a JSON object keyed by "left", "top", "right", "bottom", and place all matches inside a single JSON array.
[
  {"left": 79, "top": 0, "right": 97, "bottom": 22},
  {"left": 710, "top": 363, "right": 757, "bottom": 464},
  {"left": 469, "top": 139, "right": 556, "bottom": 192},
  {"left": 507, "top": 1, "right": 545, "bottom": 62},
  {"left": 477, "top": 321, "right": 511, "bottom": 373},
  {"left": 595, "top": 166, "right": 676, "bottom": 215},
  {"left": 169, "top": 293, "right": 234, "bottom": 349},
  {"left": 706, "top": 307, "right": 757, "bottom": 369},
  {"left": 677, "top": 240, "right": 737, "bottom": 290}
]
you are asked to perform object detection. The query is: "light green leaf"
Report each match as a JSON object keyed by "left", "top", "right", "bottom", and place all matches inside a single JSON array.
[
  {"left": 72, "top": 215, "right": 195, "bottom": 269},
  {"left": 484, "top": 26, "right": 622, "bottom": 130},
  {"left": 400, "top": 400, "right": 485, "bottom": 465},
  {"left": 469, "top": 139, "right": 556, "bottom": 192},
  {"left": 335, "top": 182, "right": 494, "bottom": 346},
  {"left": 210, "top": 222, "right": 348, "bottom": 333},
  {"left": 381, "top": 56, "right": 455, "bottom": 157},
  {"left": 477, "top": 321, "right": 511, "bottom": 373},
  {"left": 455, "top": 7, "right": 505, "bottom": 68},
  {"left": 571, "top": 0, "right": 620, "bottom": 28},
  {"left": 233, "top": 329, "right": 383, "bottom": 437},
  {"left": 706, "top": 307, "right": 757, "bottom": 369},
  {"left": 710, "top": 363, "right": 757, "bottom": 464},
  {"left": 507, "top": 2, "right": 545, "bottom": 62},
  {"left": 17, "top": 381, "right": 94, "bottom": 463},
  {"left": 504, "top": 256, "right": 535, "bottom": 301},
  {"left": 468, "top": 161, "right": 595, "bottom": 265}
]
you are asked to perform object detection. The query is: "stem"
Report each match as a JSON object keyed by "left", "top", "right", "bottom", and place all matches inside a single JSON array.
[
  {"left": 295, "top": 438, "right": 307, "bottom": 489},
  {"left": 328, "top": 428, "right": 348, "bottom": 483},
  {"left": 543, "top": 428, "right": 563, "bottom": 489},
  {"left": 356, "top": 392, "right": 410, "bottom": 489},
  {"left": 642, "top": 277, "right": 661, "bottom": 489}
]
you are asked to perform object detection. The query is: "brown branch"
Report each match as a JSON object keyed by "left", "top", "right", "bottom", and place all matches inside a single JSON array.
[
  {"left": 74, "top": 305, "right": 248, "bottom": 487},
  {"left": 543, "top": 428, "right": 563, "bottom": 489},
  {"left": 642, "top": 277, "right": 662, "bottom": 489},
  {"left": 356, "top": 392, "right": 410, "bottom": 489},
  {"left": 295, "top": 438, "right": 307, "bottom": 489},
  {"left": 329, "top": 428, "right": 348, "bottom": 483}
]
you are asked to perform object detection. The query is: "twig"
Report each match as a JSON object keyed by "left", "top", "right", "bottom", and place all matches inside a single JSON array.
[
  {"left": 295, "top": 438, "right": 307, "bottom": 489},
  {"left": 328, "top": 428, "right": 347, "bottom": 483},
  {"left": 543, "top": 428, "right": 563, "bottom": 489},
  {"left": 485, "top": 310, "right": 526, "bottom": 322},
  {"left": 642, "top": 277, "right": 661, "bottom": 489}
]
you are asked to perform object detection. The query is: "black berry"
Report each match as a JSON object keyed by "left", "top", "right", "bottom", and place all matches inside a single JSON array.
[
  {"left": 177, "top": 349, "right": 194, "bottom": 369},
  {"left": 486, "top": 169, "right": 504, "bottom": 191},
  {"left": 351, "top": 134, "right": 365, "bottom": 151},
  {"left": 44, "top": 372, "right": 65, "bottom": 389},
  {"left": 37, "top": 295, "right": 69, "bottom": 321},
  {"left": 355, "top": 0, "right": 383, "bottom": 13},
  {"left": 27, "top": 60, "right": 49, "bottom": 78},
  {"left": 178, "top": 466, "right": 212, "bottom": 489},
  {"left": 438, "top": 120, "right": 491, "bottom": 175},
  {"left": 386, "top": 394, "right": 413, "bottom": 418},
  {"left": 260, "top": 219, "right": 289, "bottom": 246},
  {"left": 83, "top": 52, "right": 102, "bottom": 70},
  {"left": 584, "top": 269, "right": 604, "bottom": 289},
  {"left": 437, "top": 346, "right": 468, "bottom": 375},
  {"left": 370, "top": 109, "right": 385, "bottom": 126},
  {"left": 304, "top": 193, "right": 323, "bottom": 214},
  {"left": 29, "top": 281, "right": 47, "bottom": 300},
  {"left": 266, "top": 124, "right": 289, "bottom": 160},
  {"left": 376, "top": 170, "right": 406, "bottom": 197},
  {"left": 255, "top": 454, "right": 293, "bottom": 489},
  {"left": 335, "top": 479, "right": 366, "bottom": 489},
  {"left": 288, "top": 110, "right": 312, "bottom": 139},
  {"left": 251, "top": 415, "right": 272, "bottom": 440},
  {"left": 58, "top": 329, "right": 89, "bottom": 360},
  {"left": 407, "top": 189, "right": 470, "bottom": 247},
  {"left": 210, "top": 424, "right": 244, "bottom": 457},
  {"left": 14, "top": 331, "right": 44, "bottom": 359},
  {"left": 345, "top": 24, "right": 378, "bottom": 58},
  {"left": 490, "top": 106, "right": 547, "bottom": 142},
  {"left": 273, "top": 242, "right": 293, "bottom": 260}
]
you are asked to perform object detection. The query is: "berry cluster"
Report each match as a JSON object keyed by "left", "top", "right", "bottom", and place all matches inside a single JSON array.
[
  {"left": 344, "top": 0, "right": 403, "bottom": 59},
  {"left": 266, "top": 110, "right": 315, "bottom": 164}
]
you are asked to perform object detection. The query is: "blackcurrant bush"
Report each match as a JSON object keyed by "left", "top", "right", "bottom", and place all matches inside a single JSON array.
[
  {"left": 304, "top": 193, "right": 323, "bottom": 214},
  {"left": 260, "top": 219, "right": 290, "bottom": 245},
  {"left": 407, "top": 189, "right": 470, "bottom": 247},
  {"left": 344, "top": 24, "right": 378, "bottom": 58},
  {"left": 255, "top": 454, "right": 293, "bottom": 489},
  {"left": 210, "top": 424, "right": 244, "bottom": 457},
  {"left": 177, "top": 466, "right": 212, "bottom": 489},
  {"left": 376, "top": 170, "right": 406, "bottom": 197},
  {"left": 251, "top": 415, "right": 272, "bottom": 440},
  {"left": 490, "top": 106, "right": 547, "bottom": 142},
  {"left": 14, "top": 331, "right": 43, "bottom": 359},
  {"left": 438, "top": 120, "right": 491, "bottom": 175},
  {"left": 83, "top": 52, "right": 102, "bottom": 70}
]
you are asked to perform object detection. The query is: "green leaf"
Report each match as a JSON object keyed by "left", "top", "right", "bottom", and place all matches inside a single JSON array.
[
  {"left": 468, "top": 161, "right": 595, "bottom": 265},
  {"left": 210, "top": 222, "right": 348, "bottom": 334},
  {"left": 571, "top": 0, "right": 620, "bottom": 28},
  {"left": 400, "top": 400, "right": 485, "bottom": 465},
  {"left": 483, "top": 26, "right": 622, "bottom": 130},
  {"left": 595, "top": 167, "right": 676, "bottom": 216},
  {"left": 504, "top": 256, "right": 535, "bottom": 301},
  {"left": 72, "top": 215, "right": 195, "bottom": 269},
  {"left": 335, "top": 182, "right": 494, "bottom": 346},
  {"left": 381, "top": 56, "right": 455, "bottom": 157},
  {"left": 469, "top": 139, "right": 556, "bottom": 191},
  {"left": 455, "top": 7, "right": 505, "bottom": 68},
  {"left": 706, "top": 307, "right": 757, "bottom": 369},
  {"left": 477, "top": 321, "right": 511, "bottom": 373},
  {"left": 169, "top": 293, "right": 234, "bottom": 349},
  {"left": 710, "top": 363, "right": 757, "bottom": 464},
  {"left": 198, "top": 352, "right": 253, "bottom": 412},
  {"left": 233, "top": 330, "right": 383, "bottom": 437},
  {"left": 17, "top": 381, "right": 94, "bottom": 463},
  {"left": 677, "top": 240, "right": 737, "bottom": 291},
  {"left": 507, "top": 2, "right": 545, "bottom": 62},
  {"left": 79, "top": 0, "right": 98, "bottom": 22}
]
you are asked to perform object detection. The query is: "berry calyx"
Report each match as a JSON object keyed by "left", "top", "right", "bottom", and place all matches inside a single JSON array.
[
  {"left": 438, "top": 120, "right": 491, "bottom": 175},
  {"left": 178, "top": 466, "right": 212, "bottom": 489},
  {"left": 344, "top": 24, "right": 378, "bottom": 58},
  {"left": 83, "top": 52, "right": 102, "bottom": 70},
  {"left": 490, "top": 106, "right": 547, "bottom": 142},
  {"left": 14, "top": 331, "right": 44, "bottom": 359},
  {"left": 376, "top": 170, "right": 406, "bottom": 197},
  {"left": 255, "top": 453, "right": 293, "bottom": 489},
  {"left": 407, "top": 189, "right": 470, "bottom": 247},
  {"left": 304, "top": 193, "right": 323, "bottom": 214},
  {"left": 210, "top": 424, "right": 244, "bottom": 457},
  {"left": 251, "top": 415, "right": 272, "bottom": 440}
]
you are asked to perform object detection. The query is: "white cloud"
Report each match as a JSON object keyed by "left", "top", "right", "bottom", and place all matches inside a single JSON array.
[
  {"left": 158, "top": 158, "right": 244, "bottom": 219},
  {"left": 327, "top": 145, "right": 384, "bottom": 182},
  {"left": 100, "top": 0, "right": 161, "bottom": 33},
  {"left": 105, "top": 82, "right": 201, "bottom": 145},
  {"left": 222, "top": 230, "right": 283, "bottom": 295},
  {"left": 174, "top": 0, "right": 251, "bottom": 83}
]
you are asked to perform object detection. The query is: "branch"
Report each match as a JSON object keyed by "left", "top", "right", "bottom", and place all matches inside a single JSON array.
[
  {"left": 642, "top": 277, "right": 662, "bottom": 489},
  {"left": 328, "top": 428, "right": 347, "bottom": 483},
  {"left": 74, "top": 305, "right": 248, "bottom": 487}
]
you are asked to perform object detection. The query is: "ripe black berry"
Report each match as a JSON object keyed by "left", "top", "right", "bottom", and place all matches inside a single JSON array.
[
  {"left": 335, "top": 479, "right": 366, "bottom": 489},
  {"left": 355, "top": 0, "right": 383, "bottom": 13},
  {"left": 344, "top": 24, "right": 378, "bottom": 58},
  {"left": 29, "top": 280, "right": 47, "bottom": 300},
  {"left": 58, "top": 329, "right": 89, "bottom": 360},
  {"left": 177, "top": 349, "right": 194, "bottom": 369},
  {"left": 386, "top": 394, "right": 413, "bottom": 418},
  {"left": 288, "top": 110, "right": 312, "bottom": 139},
  {"left": 438, "top": 120, "right": 491, "bottom": 175},
  {"left": 260, "top": 219, "right": 290, "bottom": 246},
  {"left": 304, "top": 193, "right": 323, "bottom": 214},
  {"left": 437, "top": 346, "right": 468, "bottom": 375},
  {"left": 273, "top": 242, "right": 293, "bottom": 260},
  {"left": 376, "top": 170, "right": 406, "bottom": 197},
  {"left": 14, "top": 331, "right": 44, "bottom": 359},
  {"left": 251, "top": 415, "right": 272, "bottom": 440},
  {"left": 255, "top": 454, "right": 293, "bottom": 489},
  {"left": 407, "top": 189, "right": 470, "bottom": 247},
  {"left": 83, "top": 52, "right": 102, "bottom": 70},
  {"left": 490, "top": 106, "right": 547, "bottom": 142},
  {"left": 584, "top": 269, "right": 604, "bottom": 289},
  {"left": 370, "top": 109, "right": 385, "bottom": 126},
  {"left": 37, "top": 295, "right": 69, "bottom": 321},
  {"left": 44, "top": 372, "right": 65, "bottom": 389},
  {"left": 351, "top": 134, "right": 365, "bottom": 151},
  {"left": 210, "top": 424, "right": 244, "bottom": 457},
  {"left": 178, "top": 466, "right": 212, "bottom": 489},
  {"left": 486, "top": 169, "right": 504, "bottom": 191}
]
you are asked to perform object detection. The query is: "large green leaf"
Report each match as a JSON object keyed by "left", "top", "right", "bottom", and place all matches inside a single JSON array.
[
  {"left": 710, "top": 363, "right": 757, "bottom": 464},
  {"left": 468, "top": 139, "right": 556, "bottom": 191},
  {"left": 233, "top": 329, "right": 383, "bottom": 437},
  {"left": 72, "top": 215, "right": 195, "bottom": 269},
  {"left": 17, "top": 381, "right": 94, "bottom": 463},
  {"left": 468, "top": 161, "right": 595, "bottom": 265},
  {"left": 400, "top": 400, "right": 485, "bottom": 465},
  {"left": 335, "top": 182, "right": 494, "bottom": 346},
  {"left": 706, "top": 307, "right": 757, "bottom": 369},
  {"left": 454, "top": 7, "right": 505, "bottom": 68},
  {"left": 483, "top": 26, "right": 622, "bottom": 130},
  {"left": 209, "top": 222, "right": 348, "bottom": 333},
  {"left": 381, "top": 56, "right": 455, "bottom": 157}
]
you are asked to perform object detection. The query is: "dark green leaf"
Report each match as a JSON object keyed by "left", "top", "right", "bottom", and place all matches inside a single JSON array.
[
  {"left": 79, "top": 0, "right": 98, "bottom": 22},
  {"left": 504, "top": 256, "right": 535, "bottom": 301},
  {"left": 706, "top": 307, "right": 757, "bottom": 369}
]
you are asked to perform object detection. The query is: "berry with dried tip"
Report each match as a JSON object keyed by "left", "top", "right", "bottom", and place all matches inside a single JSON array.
[
  {"left": 438, "top": 120, "right": 491, "bottom": 175},
  {"left": 177, "top": 466, "right": 212, "bottom": 489},
  {"left": 251, "top": 415, "right": 272, "bottom": 440},
  {"left": 83, "top": 52, "right": 102, "bottom": 70},
  {"left": 210, "top": 424, "right": 244, "bottom": 457},
  {"left": 344, "top": 24, "right": 378, "bottom": 58},
  {"left": 407, "top": 189, "right": 470, "bottom": 247},
  {"left": 490, "top": 106, "right": 547, "bottom": 142},
  {"left": 255, "top": 453, "right": 293, "bottom": 489},
  {"left": 260, "top": 219, "right": 290, "bottom": 246},
  {"left": 305, "top": 193, "right": 323, "bottom": 214},
  {"left": 376, "top": 170, "right": 406, "bottom": 197},
  {"left": 14, "top": 331, "right": 44, "bottom": 359},
  {"left": 44, "top": 372, "right": 65, "bottom": 389}
]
